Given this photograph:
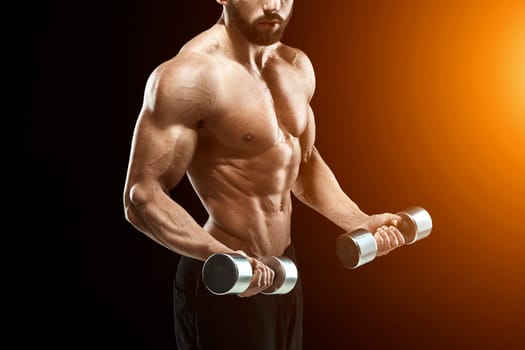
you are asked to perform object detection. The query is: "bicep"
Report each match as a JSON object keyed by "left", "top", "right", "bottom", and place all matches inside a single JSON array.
[
  {"left": 127, "top": 62, "right": 210, "bottom": 191},
  {"left": 292, "top": 105, "right": 317, "bottom": 197},
  {"left": 127, "top": 110, "right": 198, "bottom": 191},
  {"left": 300, "top": 105, "right": 316, "bottom": 163}
]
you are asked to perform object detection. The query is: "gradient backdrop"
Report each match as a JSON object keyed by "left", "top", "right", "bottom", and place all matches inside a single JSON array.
[{"left": 24, "top": 1, "right": 524, "bottom": 349}]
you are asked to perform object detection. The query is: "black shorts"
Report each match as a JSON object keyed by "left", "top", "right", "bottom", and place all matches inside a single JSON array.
[{"left": 173, "top": 244, "right": 303, "bottom": 350}]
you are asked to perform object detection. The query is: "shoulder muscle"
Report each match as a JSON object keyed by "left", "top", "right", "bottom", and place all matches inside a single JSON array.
[
  {"left": 278, "top": 45, "right": 316, "bottom": 101},
  {"left": 142, "top": 54, "right": 217, "bottom": 128}
]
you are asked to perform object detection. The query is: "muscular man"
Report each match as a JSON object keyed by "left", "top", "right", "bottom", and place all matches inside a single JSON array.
[{"left": 123, "top": 1, "right": 405, "bottom": 349}]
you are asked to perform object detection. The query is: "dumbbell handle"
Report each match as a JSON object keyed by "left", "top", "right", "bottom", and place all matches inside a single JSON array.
[
  {"left": 202, "top": 253, "right": 298, "bottom": 295},
  {"left": 336, "top": 206, "right": 432, "bottom": 269}
]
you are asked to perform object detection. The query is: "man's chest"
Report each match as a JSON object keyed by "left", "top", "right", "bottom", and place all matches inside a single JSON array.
[{"left": 203, "top": 65, "right": 310, "bottom": 153}]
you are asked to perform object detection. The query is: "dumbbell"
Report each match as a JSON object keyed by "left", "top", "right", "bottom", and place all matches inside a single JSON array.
[
  {"left": 202, "top": 253, "right": 298, "bottom": 295},
  {"left": 336, "top": 206, "right": 433, "bottom": 269}
]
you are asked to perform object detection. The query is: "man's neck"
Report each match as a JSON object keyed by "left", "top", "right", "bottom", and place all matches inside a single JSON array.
[{"left": 216, "top": 21, "right": 277, "bottom": 73}]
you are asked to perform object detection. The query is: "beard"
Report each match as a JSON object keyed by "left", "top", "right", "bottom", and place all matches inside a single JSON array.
[{"left": 225, "top": 3, "right": 293, "bottom": 46}]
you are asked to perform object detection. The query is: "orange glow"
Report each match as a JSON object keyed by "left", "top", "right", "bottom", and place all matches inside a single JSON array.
[{"left": 285, "top": 1, "right": 525, "bottom": 348}]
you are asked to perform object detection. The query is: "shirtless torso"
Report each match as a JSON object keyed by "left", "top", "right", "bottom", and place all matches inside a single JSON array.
[
  {"left": 125, "top": 23, "right": 316, "bottom": 257},
  {"left": 186, "top": 27, "right": 314, "bottom": 258}
]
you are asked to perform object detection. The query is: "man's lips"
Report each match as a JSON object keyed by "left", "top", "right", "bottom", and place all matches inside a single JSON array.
[
  {"left": 258, "top": 20, "right": 281, "bottom": 27},
  {"left": 257, "top": 15, "right": 283, "bottom": 25}
]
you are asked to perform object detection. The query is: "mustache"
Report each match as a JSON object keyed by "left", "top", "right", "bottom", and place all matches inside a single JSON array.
[{"left": 256, "top": 13, "right": 285, "bottom": 23}]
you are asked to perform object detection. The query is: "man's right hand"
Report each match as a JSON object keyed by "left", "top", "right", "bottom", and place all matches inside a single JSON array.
[{"left": 234, "top": 251, "right": 275, "bottom": 298}]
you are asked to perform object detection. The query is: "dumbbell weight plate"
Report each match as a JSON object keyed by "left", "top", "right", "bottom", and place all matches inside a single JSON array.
[
  {"left": 202, "top": 253, "right": 253, "bottom": 295},
  {"left": 336, "top": 228, "right": 378, "bottom": 269},
  {"left": 259, "top": 256, "right": 298, "bottom": 295},
  {"left": 396, "top": 206, "right": 433, "bottom": 244}
]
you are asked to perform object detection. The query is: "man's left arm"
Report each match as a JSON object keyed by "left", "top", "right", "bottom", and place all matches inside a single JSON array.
[
  {"left": 292, "top": 106, "right": 405, "bottom": 255},
  {"left": 291, "top": 50, "right": 404, "bottom": 255},
  {"left": 291, "top": 106, "right": 369, "bottom": 233}
]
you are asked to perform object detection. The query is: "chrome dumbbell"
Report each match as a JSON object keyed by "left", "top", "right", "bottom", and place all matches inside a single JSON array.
[
  {"left": 202, "top": 253, "right": 298, "bottom": 295},
  {"left": 336, "top": 206, "right": 433, "bottom": 269}
]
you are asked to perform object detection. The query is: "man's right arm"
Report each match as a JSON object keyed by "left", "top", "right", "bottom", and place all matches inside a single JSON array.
[{"left": 123, "top": 58, "right": 235, "bottom": 261}]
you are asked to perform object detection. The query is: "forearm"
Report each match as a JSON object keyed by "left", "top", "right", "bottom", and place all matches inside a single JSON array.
[
  {"left": 292, "top": 149, "right": 368, "bottom": 232},
  {"left": 125, "top": 185, "right": 235, "bottom": 261}
]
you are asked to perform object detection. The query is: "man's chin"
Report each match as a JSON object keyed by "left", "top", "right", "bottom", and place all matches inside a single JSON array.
[
  {"left": 250, "top": 32, "right": 284, "bottom": 46},
  {"left": 254, "top": 39, "right": 280, "bottom": 46}
]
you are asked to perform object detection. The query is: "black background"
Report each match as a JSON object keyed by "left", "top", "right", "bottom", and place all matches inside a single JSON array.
[
  {"left": 23, "top": 1, "right": 220, "bottom": 348},
  {"left": 21, "top": 1, "right": 333, "bottom": 348}
]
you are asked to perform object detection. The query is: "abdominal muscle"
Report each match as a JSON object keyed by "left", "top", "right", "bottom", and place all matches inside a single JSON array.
[
  {"left": 187, "top": 135, "right": 301, "bottom": 258},
  {"left": 202, "top": 192, "right": 293, "bottom": 258}
]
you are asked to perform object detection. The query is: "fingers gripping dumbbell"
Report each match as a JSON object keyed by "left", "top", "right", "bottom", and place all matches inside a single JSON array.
[
  {"left": 336, "top": 206, "right": 433, "bottom": 269},
  {"left": 202, "top": 253, "right": 298, "bottom": 295}
]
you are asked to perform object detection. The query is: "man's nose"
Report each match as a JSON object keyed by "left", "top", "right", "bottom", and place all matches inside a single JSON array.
[{"left": 263, "top": 0, "right": 281, "bottom": 13}]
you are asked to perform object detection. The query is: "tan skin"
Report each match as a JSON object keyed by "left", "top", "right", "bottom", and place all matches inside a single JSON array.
[{"left": 123, "top": 0, "right": 405, "bottom": 298}]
